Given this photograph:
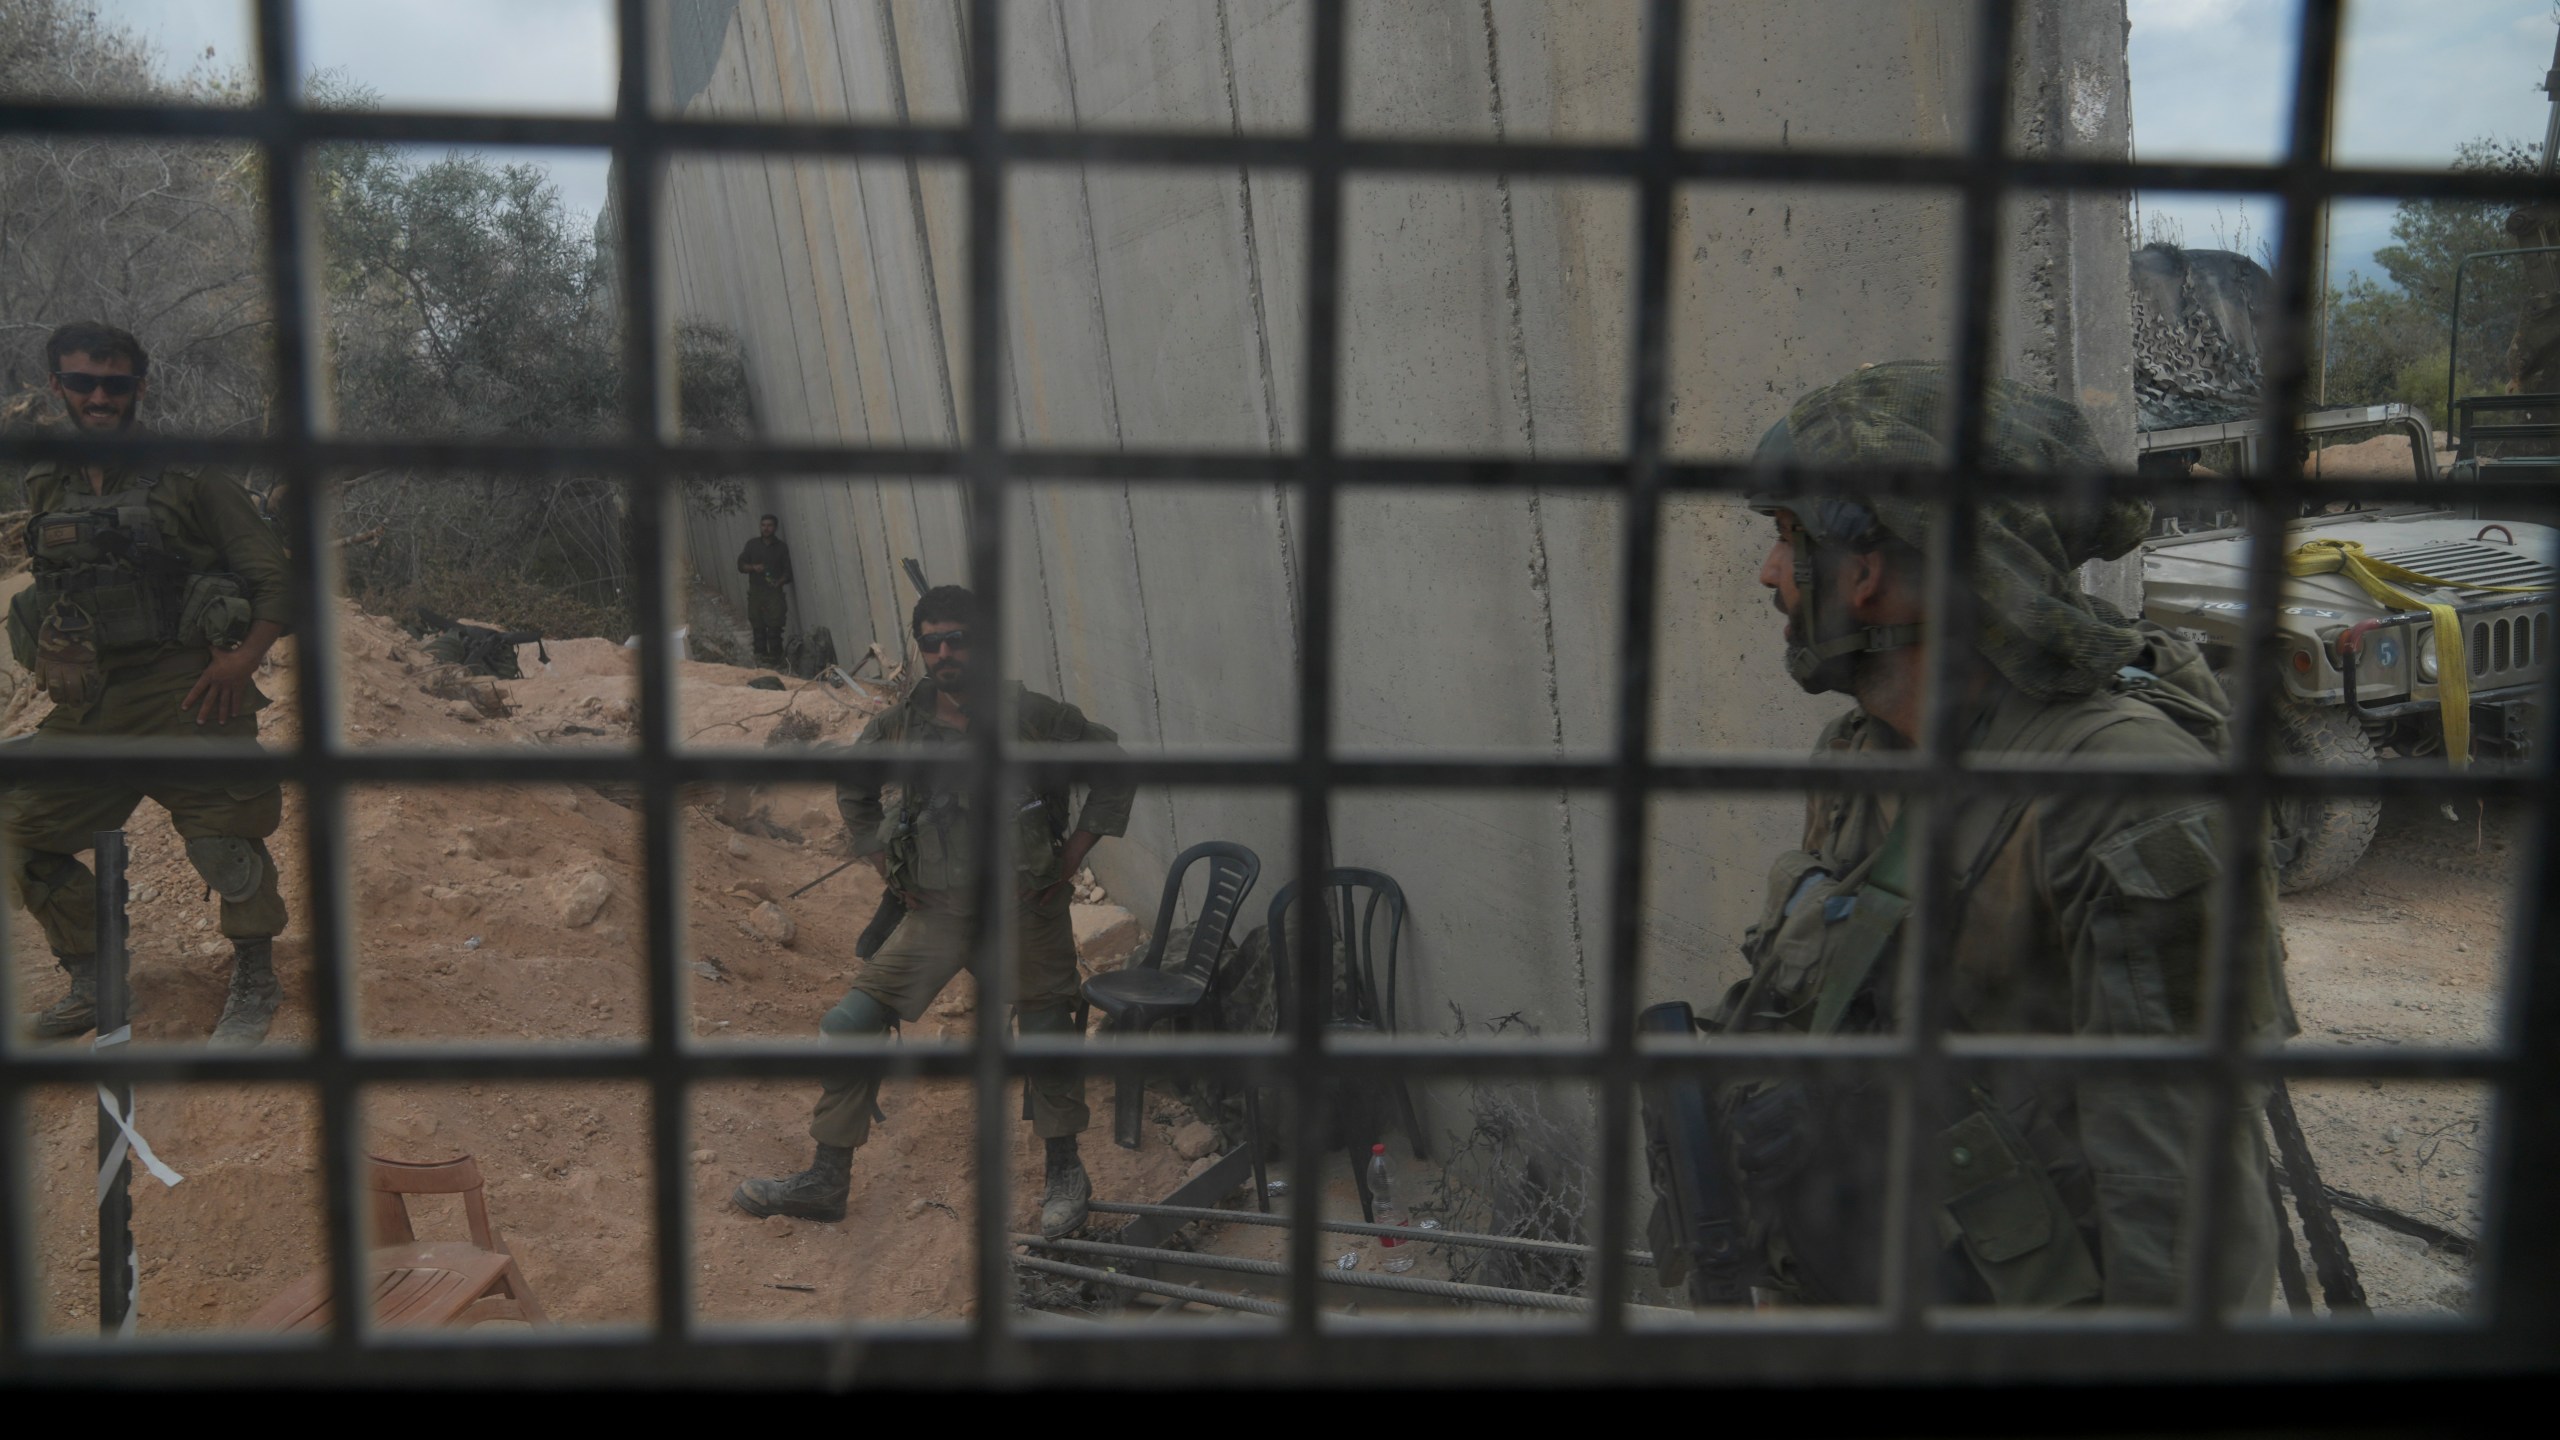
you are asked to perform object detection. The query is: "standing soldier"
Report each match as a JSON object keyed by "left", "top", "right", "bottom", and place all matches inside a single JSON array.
[
  {"left": 1664, "top": 362, "right": 2292, "bottom": 1309},
  {"left": 734, "top": 584, "right": 1135, "bottom": 1237},
  {"left": 7, "top": 323, "right": 295, "bottom": 1046},
  {"left": 736, "top": 513, "right": 792, "bottom": 668}
]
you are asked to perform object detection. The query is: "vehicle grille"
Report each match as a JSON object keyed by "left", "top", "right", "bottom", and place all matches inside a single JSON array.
[
  {"left": 2469, "top": 605, "right": 2554, "bottom": 684},
  {"left": 2372, "top": 539, "right": 2558, "bottom": 595}
]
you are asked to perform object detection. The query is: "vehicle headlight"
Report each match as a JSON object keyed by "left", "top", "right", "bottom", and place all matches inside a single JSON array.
[{"left": 2417, "top": 629, "right": 2438, "bottom": 682}]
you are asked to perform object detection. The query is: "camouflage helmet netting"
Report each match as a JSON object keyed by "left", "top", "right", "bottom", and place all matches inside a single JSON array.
[{"left": 1759, "top": 361, "right": 2154, "bottom": 700}]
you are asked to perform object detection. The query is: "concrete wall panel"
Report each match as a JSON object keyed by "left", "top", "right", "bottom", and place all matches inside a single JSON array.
[{"left": 655, "top": 0, "right": 2137, "bottom": 1161}]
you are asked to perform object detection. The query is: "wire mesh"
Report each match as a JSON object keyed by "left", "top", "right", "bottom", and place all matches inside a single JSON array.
[{"left": 0, "top": 0, "right": 2550, "bottom": 1387}]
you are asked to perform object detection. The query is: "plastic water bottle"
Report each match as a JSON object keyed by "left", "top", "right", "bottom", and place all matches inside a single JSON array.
[{"left": 1368, "top": 1143, "right": 1408, "bottom": 1246}]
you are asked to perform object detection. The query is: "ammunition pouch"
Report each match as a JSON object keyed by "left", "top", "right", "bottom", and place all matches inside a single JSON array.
[
  {"left": 175, "top": 572, "right": 254, "bottom": 651},
  {"left": 885, "top": 787, "right": 1064, "bottom": 896},
  {"left": 32, "top": 597, "right": 104, "bottom": 707},
  {"left": 1936, "top": 1090, "right": 2103, "bottom": 1308}
]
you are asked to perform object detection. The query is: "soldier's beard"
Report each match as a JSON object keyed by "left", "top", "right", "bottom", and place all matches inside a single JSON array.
[{"left": 64, "top": 395, "right": 136, "bottom": 431}]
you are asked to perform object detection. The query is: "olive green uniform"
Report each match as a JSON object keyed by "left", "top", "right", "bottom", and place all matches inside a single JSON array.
[
  {"left": 1722, "top": 675, "right": 2296, "bottom": 1309},
  {"left": 808, "top": 679, "right": 1135, "bottom": 1148},
  {"left": 5, "top": 458, "right": 296, "bottom": 956},
  {"left": 735, "top": 535, "right": 791, "bottom": 665}
]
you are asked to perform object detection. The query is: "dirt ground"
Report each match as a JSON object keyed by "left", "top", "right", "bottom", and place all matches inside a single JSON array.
[
  {"left": 2271, "top": 791, "right": 2522, "bottom": 1317},
  {"left": 5, "top": 599, "right": 1190, "bottom": 1335},
  {"left": 1, "top": 592, "right": 2531, "bottom": 1331}
]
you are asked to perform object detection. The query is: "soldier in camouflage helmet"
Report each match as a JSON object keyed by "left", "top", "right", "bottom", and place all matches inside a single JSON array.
[
  {"left": 6, "top": 323, "right": 296, "bottom": 1046},
  {"left": 1694, "top": 361, "right": 2294, "bottom": 1309},
  {"left": 734, "top": 584, "right": 1135, "bottom": 1238}
]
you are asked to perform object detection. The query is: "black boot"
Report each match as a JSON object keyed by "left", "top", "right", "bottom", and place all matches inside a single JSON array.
[
  {"left": 733, "top": 1143, "right": 853, "bottom": 1221},
  {"left": 24, "top": 953, "right": 97, "bottom": 1040},
  {"left": 1039, "top": 1135, "right": 1091, "bottom": 1239},
  {"left": 210, "top": 939, "right": 281, "bottom": 1048}
]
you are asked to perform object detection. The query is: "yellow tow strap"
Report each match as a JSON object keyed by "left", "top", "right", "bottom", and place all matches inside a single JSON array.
[{"left": 2285, "top": 538, "right": 2544, "bottom": 768}]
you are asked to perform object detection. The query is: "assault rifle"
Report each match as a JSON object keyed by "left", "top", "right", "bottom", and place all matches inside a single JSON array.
[{"left": 1637, "top": 1000, "right": 1754, "bottom": 1305}]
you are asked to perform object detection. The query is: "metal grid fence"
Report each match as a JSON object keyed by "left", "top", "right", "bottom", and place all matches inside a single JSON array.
[{"left": 0, "top": 0, "right": 2552, "bottom": 1386}]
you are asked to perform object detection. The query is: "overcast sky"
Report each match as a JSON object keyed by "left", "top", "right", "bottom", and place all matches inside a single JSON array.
[
  {"left": 112, "top": 0, "right": 618, "bottom": 222},
  {"left": 2129, "top": 0, "right": 2559, "bottom": 286},
  {"left": 106, "top": 0, "right": 2560, "bottom": 289}
]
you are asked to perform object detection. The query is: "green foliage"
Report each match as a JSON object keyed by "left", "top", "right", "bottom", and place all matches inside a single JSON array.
[
  {"left": 0, "top": 0, "right": 270, "bottom": 436},
  {"left": 1, "top": 1, "right": 757, "bottom": 639},
  {"left": 2317, "top": 138, "right": 2541, "bottom": 417}
]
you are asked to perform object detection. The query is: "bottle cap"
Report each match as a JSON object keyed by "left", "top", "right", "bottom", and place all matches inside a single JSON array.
[{"left": 1371, "top": 1143, "right": 1386, "bottom": 1154}]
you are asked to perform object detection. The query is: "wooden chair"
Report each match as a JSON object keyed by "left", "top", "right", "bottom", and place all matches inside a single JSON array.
[{"left": 247, "top": 1154, "right": 549, "bottom": 1332}]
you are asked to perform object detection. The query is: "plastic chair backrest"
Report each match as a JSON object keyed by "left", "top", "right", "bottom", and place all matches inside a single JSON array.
[
  {"left": 367, "top": 1153, "right": 498, "bottom": 1250},
  {"left": 1135, "top": 840, "right": 1262, "bottom": 998},
  {"left": 1265, "top": 869, "right": 1407, "bottom": 1035}
]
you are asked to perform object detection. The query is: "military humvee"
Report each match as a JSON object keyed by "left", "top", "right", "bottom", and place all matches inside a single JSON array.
[{"left": 2138, "top": 403, "right": 2555, "bottom": 892}]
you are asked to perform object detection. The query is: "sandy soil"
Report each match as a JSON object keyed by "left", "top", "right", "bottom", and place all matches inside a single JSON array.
[
  {"left": 2, "top": 594, "right": 2528, "bottom": 1330},
  {"left": 2272, "top": 792, "right": 2521, "bottom": 1317},
  {"left": 6, "top": 599, "right": 1186, "bottom": 1335}
]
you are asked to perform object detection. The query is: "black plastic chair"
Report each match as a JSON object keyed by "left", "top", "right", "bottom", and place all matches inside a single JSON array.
[
  {"left": 1244, "top": 868, "right": 1425, "bottom": 1216},
  {"left": 1082, "top": 840, "right": 1261, "bottom": 1150}
]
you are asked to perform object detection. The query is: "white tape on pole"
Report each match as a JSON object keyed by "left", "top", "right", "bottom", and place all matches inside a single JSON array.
[{"left": 95, "top": 1085, "right": 182, "bottom": 1203}]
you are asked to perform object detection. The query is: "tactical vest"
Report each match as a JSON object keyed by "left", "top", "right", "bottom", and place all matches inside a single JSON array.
[
  {"left": 10, "top": 473, "right": 252, "bottom": 665},
  {"left": 1714, "top": 624, "right": 2236, "bottom": 1307},
  {"left": 879, "top": 781, "right": 1067, "bottom": 898}
]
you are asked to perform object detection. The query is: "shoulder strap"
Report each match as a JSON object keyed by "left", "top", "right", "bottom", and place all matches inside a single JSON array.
[
  {"left": 1807, "top": 811, "right": 1912, "bottom": 1035},
  {"left": 1803, "top": 696, "right": 2150, "bottom": 1036}
]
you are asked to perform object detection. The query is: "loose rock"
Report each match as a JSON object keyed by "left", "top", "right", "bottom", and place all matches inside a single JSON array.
[
  {"left": 692, "top": 1149, "right": 716, "bottom": 1165},
  {"left": 763, "top": 1214, "right": 793, "bottom": 1237},
  {"left": 727, "top": 834, "right": 753, "bottom": 859},
  {"left": 1073, "top": 902, "right": 1142, "bottom": 970},
  {"left": 749, "top": 901, "right": 797, "bottom": 947},
  {"left": 1170, "top": 1121, "right": 1219, "bottom": 1162},
  {"left": 555, "top": 869, "right": 614, "bottom": 928}
]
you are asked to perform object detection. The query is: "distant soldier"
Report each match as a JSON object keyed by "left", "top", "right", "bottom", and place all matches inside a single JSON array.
[
  {"left": 6, "top": 322, "right": 295, "bottom": 1046},
  {"left": 735, "top": 585, "right": 1135, "bottom": 1237},
  {"left": 736, "top": 513, "right": 792, "bottom": 668},
  {"left": 1660, "top": 363, "right": 2293, "bottom": 1309}
]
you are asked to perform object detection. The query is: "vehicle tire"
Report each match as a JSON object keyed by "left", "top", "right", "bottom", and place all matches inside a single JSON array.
[{"left": 2270, "top": 697, "right": 2381, "bottom": 894}]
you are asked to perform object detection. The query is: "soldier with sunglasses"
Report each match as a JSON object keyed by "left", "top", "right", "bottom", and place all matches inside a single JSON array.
[
  {"left": 735, "top": 584, "right": 1136, "bottom": 1238},
  {"left": 6, "top": 322, "right": 296, "bottom": 1045}
]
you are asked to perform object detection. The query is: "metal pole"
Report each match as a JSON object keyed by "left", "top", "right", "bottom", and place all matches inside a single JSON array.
[{"left": 93, "top": 829, "right": 131, "bottom": 1338}]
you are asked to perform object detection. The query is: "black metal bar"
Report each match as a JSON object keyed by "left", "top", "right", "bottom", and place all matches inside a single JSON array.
[
  {"left": 14, "top": 432, "right": 2549, "bottom": 510},
  {"left": 1590, "top": 0, "right": 1684, "bottom": 1339},
  {"left": 1286, "top": 0, "right": 1348, "bottom": 1342},
  {"left": 247, "top": 0, "right": 371, "bottom": 1357},
  {"left": 605, "top": 0, "right": 692, "bottom": 1350},
  {"left": 957, "top": 0, "right": 1018, "bottom": 1367},
  {"left": 0, "top": 744, "right": 2539, "bottom": 804},
  {"left": 0, "top": 1033, "right": 2514, "bottom": 1088},
  {"left": 93, "top": 830, "right": 132, "bottom": 1338},
  {"left": 2184, "top": 0, "right": 2347, "bottom": 1332},
  {"left": 1882, "top": 0, "right": 2018, "bottom": 1331},
  {"left": 4, "top": 95, "right": 2560, "bottom": 203}
]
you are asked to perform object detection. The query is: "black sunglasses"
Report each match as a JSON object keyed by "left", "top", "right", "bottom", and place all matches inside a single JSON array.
[
  {"left": 915, "top": 629, "right": 971, "bottom": 654},
  {"left": 55, "top": 371, "right": 140, "bottom": 397}
]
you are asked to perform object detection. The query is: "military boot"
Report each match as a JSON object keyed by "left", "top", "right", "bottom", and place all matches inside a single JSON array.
[
  {"left": 733, "top": 1143, "right": 853, "bottom": 1222},
  {"left": 1038, "top": 1136, "right": 1092, "bottom": 1238},
  {"left": 24, "top": 953, "right": 97, "bottom": 1041},
  {"left": 209, "top": 939, "right": 281, "bottom": 1048}
]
